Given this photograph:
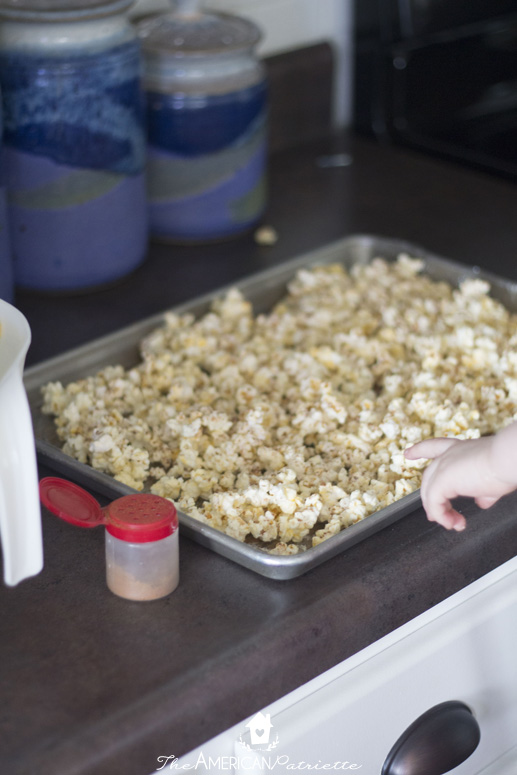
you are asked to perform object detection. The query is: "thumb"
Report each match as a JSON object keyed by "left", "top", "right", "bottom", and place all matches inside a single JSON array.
[{"left": 405, "top": 437, "right": 459, "bottom": 460}]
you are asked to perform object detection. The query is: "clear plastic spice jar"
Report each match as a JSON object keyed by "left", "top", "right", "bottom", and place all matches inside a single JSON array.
[
  {"left": 104, "top": 493, "right": 179, "bottom": 600},
  {"left": 0, "top": 0, "right": 148, "bottom": 291},
  {"left": 137, "top": 1, "right": 268, "bottom": 242},
  {"left": 40, "top": 477, "right": 179, "bottom": 601}
]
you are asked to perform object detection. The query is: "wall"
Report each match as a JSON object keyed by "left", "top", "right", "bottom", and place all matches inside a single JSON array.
[{"left": 131, "top": 0, "right": 354, "bottom": 126}]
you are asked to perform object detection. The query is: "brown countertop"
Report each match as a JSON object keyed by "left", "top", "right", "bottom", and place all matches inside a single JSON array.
[{"left": 3, "top": 131, "right": 517, "bottom": 775}]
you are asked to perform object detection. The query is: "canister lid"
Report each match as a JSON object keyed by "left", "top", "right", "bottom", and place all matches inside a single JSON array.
[
  {"left": 39, "top": 477, "right": 178, "bottom": 543},
  {"left": 137, "top": 7, "right": 262, "bottom": 58},
  {"left": 0, "top": 0, "right": 134, "bottom": 22}
]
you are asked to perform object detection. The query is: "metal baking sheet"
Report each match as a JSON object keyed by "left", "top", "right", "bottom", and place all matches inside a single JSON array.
[{"left": 24, "top": 234, "right": 517, "bottom": 579}]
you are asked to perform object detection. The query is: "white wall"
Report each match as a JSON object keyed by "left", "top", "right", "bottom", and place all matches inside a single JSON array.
[{"left": 131, "top": 0, "right": 354, "bottom": 126}]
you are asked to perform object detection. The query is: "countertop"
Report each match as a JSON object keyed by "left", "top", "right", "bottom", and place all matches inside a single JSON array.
[{"left": 4, "top": 131, "right": 517, "bottom": 775}]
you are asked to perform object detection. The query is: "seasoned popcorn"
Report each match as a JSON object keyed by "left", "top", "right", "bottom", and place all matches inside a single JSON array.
[{"left": 41, "top": 255, "right": 517, "bottom": 553}]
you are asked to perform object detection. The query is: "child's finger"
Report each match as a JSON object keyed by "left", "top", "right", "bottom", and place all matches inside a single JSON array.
[
  {"left": 405, "top": 437, "right": 459, "bottom": 460},
  {"left": 475, "top": 495, "right": 499, "bottom": 509},
  {"left": 426, "top": 499, "right": 466, "bottom": 531}
]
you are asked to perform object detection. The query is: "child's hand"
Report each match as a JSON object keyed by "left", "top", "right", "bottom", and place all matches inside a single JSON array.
[{"left": 404, "top": 434, "right": 517, "bottom": 531}]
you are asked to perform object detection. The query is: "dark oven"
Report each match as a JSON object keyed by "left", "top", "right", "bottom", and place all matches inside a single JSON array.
[{"left": 353, "top": 0, "right": 517, "bottom": 181}]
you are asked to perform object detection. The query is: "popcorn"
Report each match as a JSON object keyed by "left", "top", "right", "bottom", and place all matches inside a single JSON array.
[{"left": 41, "top": 255, "right": 517, "bottom": 552}]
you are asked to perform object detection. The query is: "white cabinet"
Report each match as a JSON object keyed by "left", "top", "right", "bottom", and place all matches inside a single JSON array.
[{"left": 157, "top": 555, "right": 517, "bottom": 775}]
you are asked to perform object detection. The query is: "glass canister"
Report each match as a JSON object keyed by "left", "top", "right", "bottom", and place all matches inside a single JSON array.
[
  {"left": 137, "top": 2, "right": 268, "bottom": 242},
  {"left": 0, "top": 89, "right": 14, "bottom": 302},
  {"left": 0, "top": 0, "right": 148, "bottom": 292}
]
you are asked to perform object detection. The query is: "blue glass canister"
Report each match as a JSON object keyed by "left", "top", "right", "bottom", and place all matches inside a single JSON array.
[
  {"left": 0, "top": 89, "right": 14, "bottom": 302},
  {"left": 137, "top": 5, "right": 268, "bottom": 242},
  {"left": 0, "top": 0, "right": 148, "bottom": 291}
]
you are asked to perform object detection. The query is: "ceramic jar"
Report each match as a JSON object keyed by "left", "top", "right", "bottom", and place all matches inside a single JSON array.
[
  {"left": 137, "top": 6, "right": 268, "bottom": 242},
  {"left": 0, "top": 0, "right": 148, "bottom": 291}
]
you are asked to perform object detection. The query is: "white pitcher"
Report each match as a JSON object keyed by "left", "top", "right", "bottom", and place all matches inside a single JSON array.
[{"left": 0, "top": 299, "right": 43, "bottom": 585}]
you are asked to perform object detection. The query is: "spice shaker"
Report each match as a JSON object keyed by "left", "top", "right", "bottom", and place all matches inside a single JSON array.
[
  {"left": 0, "top": 0, "right": 148, "bottom": 292},
  {"left": 40, "top": 477, "right": 179, "bottom": 601},
  {"left": 137, "top": 0, "right": 268, "bottom": 242}
]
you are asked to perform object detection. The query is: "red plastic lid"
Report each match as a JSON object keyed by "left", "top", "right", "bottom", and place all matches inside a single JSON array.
[
  {"left": 39, "top": 477, "right": 104, "bottom": 527},
  {"left": 106, "top": 494, "right": 178, "bottom": 543},
  {"left": 39, "top": 478, "right": 178, "bottom": 543}
]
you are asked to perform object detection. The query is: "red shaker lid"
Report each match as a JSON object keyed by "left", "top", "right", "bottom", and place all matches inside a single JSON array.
[
  {"left": 106, "top": 494, "right": 178, "bottom": 543},
  {"left": 39, "top": 477, "right": 104, "bottom": 527},
  {"left": 39, "top": 478, "right": 178, "bottom": 543}
]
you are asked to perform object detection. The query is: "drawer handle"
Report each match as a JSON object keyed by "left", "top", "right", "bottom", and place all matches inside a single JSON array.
[{"left": 381, "top": 700, "right": 480, "bottom": 775}]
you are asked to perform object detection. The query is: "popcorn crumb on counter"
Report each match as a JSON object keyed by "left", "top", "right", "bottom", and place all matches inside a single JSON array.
[
  {"left": 254, "top": 225, "right": 279, "bottom": 246},
  {"left": 41, "top": 255, "right": 517, "bottom": 553}
]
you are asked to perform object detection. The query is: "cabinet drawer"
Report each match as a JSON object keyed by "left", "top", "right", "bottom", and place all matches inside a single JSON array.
[{"left": 163, "top": 555, "right": 517, "bottom": 775}]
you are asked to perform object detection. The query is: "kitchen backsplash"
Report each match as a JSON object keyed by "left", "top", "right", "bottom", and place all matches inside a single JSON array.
[{"left": 265, "top": 43, "right": 335, "bottom": 152}]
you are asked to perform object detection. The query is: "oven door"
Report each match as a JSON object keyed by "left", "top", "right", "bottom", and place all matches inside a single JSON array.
[
  {"left": 354, "top": 1, "right": 517, "bottom": 181},
  {"left": 389, "top": 17, "right": 517, "bottom": 181}
]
